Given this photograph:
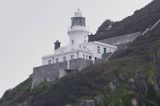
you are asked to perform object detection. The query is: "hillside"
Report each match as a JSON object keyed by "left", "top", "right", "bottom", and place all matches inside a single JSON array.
[
  {"left": 1, "top": 0, "right": 160, "bottom": 106},
  {"left": 94, "top": 0, "right": 160, "bottom": 40},
  {"left": 1, "top": 22, "right": 160, "bottom": 106}
]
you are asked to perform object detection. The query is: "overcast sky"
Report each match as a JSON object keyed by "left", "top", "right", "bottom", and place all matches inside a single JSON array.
[{"left": 0, "top": 0, "right": 152, "bottom": 97}]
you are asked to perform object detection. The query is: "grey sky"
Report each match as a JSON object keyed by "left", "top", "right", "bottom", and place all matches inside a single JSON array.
[{"left": 0, "top": 0, "right": 152, "bottom": 97}]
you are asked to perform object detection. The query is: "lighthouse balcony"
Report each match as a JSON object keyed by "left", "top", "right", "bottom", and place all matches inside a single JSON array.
[
  {"left": 54, "top": 44, "right": 92, "bottom": 55},
  {"left": 68, "top": 26, "right": 89, "bottom": 34}
]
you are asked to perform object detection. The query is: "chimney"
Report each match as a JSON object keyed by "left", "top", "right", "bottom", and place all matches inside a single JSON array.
[
  {"left": 54, "top": 40, "right": 61, "bottom": 50},
  {"left": 88, "top": 33, "right": 95, "bottom": 42}
]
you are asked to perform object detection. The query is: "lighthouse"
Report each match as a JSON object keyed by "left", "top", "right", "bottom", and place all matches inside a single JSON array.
[
  {"left": 41, "top": 9, "right": 117, "bottom": 65},
  {"left": 32, "top": 9, "right": 118, "bottom": 88},
  {"left": 68, "top": 9, "right": 89, "bottom": 45}
]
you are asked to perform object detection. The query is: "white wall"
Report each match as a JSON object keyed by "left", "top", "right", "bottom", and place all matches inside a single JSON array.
[
  {"left": 68, "top": 26, "right": 89, "bottom": 45},
  {"left": 42, "top": 41, "right": 117, "bottom": 65}
]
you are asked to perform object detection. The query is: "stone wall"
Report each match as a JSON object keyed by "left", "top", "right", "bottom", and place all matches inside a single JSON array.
[
  {"left": 32, "top": 59, "right": 93, "bottom": 88},
  {"left": 69, "top": 59, "right": 93, "bottom": 70}
]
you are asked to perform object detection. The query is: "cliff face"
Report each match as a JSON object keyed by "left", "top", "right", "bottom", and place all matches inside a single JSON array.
[{"left": 1, "top": 0, "right": 160, "bottom": 106}]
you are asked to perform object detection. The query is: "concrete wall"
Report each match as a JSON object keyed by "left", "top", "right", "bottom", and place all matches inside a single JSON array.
[
  {"left": 98, "top": 32, "right": 142, "bottom": 49},
  {"left": 32, "top": 62, "right": 67, "bottom": 88},
  {"left": 69, "top": 58, "right": 93, "bottom": 70},
  {"left": 32, "top": 59, "right": 93, "bottom": 88}
]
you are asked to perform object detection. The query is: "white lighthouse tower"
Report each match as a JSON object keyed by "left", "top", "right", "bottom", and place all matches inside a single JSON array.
[
  {"left": 41, "top": 9, "right": 117, "bottom": 65},
  {"left": 68, "top": 9, "right": 89, "bottom": 45}
]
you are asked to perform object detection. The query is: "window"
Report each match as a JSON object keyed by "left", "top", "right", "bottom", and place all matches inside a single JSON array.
[
  {"left": 95, "top": 57, "right": 97, "bottom": 60},
  {"left": 63, "top": 56, "right": 66, "bottom": 61},
  {"left": 83, "top": 54, "right": 85, "bottom": 59},
  {"left": 71, "top": 55, "right": 74, "bottom": 60},
  {"left": 48, "top": 59, "right": 52, "bottom": 64},
  {"left": 104, "top": 48, "right": 107, "bottom": 53},
  {"left": 71, "top": 40, "right": 74, "bottom": 44},
  {"left": 55, "top": 58, "right": 59, "bottom": 63},
  {"left": 77, "top": 52, "right": 79, "bottom": 58},
  {"left": 52, "top": 57, "right": 54, "bottom": 63},
  {"left": 97, "top": 46, "right": 101, "bottom": 53},
  {"left": 89, "top": 56, "right": 92, "bottom": 60}
]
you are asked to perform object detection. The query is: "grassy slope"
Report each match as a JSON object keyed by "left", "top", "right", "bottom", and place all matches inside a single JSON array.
[
  {"left": 0, "top": 24, "right": 160, "bottom": 106},
  {"left": 0, "top": 78, "right": 32, "bottom": 106},
  {"left": 95, "top": 0, "right": 160, "bottom": 40}
]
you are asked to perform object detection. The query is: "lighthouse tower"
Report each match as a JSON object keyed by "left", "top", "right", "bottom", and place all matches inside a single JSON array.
[
  {"left": 41, "top": 9, "right": 117, "bottom": 66},
  {"left": 33, "top": 9, "right": 118, "bottom": 87},
  {"left": 68, "top": 9, "right": 89, "bottom": 45}
]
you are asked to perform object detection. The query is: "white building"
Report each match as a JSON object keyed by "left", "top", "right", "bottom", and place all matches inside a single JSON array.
[{"left": 42, "top": 9, "right": 117, "bottom": 65}]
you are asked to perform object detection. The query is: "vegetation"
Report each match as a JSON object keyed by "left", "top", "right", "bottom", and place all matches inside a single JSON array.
[
  {"left": 1, "top": 0, "right": 160, "bottom": 106},
  {"left": 0, "top": 23, "right": 160, "bottom": 105},
  {"left": 0, "top": 78, "right": 32, "bottom": 106},
  {"left": 94, "top": 0, "right": 160, "bottom": 40}
]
